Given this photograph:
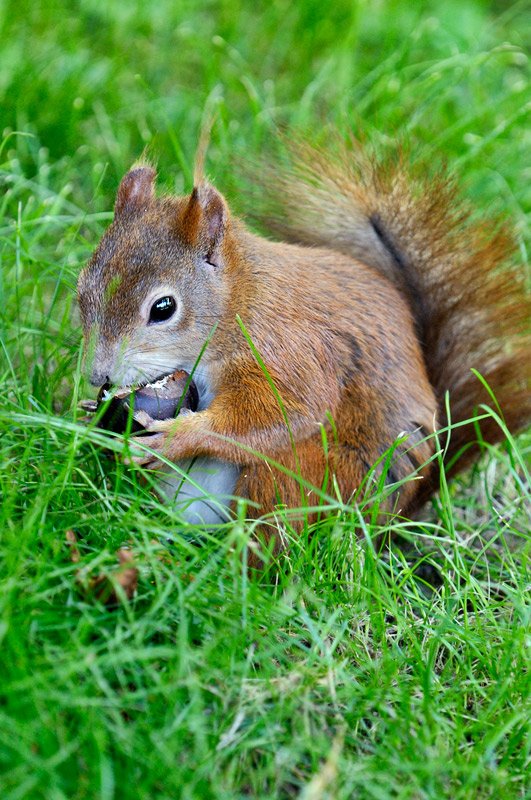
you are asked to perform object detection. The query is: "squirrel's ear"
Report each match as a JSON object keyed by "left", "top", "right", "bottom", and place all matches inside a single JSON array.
[
  {"left": 183, "top": 183, "right": 227, "bottom": 266},
  {"left": 115, "top": 166, "right": 156, "bottom": 217}
]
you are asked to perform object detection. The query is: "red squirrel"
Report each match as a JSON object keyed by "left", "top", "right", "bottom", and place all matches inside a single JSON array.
[{"left": 77, "top": 137, "right": 530, "bottom": 545}]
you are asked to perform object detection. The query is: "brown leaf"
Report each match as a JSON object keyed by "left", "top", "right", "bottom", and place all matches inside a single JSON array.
[{"left": 65, "top": 531, "right": 138, "bottom": 605}]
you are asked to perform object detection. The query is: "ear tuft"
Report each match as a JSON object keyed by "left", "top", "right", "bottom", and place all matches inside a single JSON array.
[
  {"left": 115, "top": 166, "right": 157, "bottom": 218},
  {"left": 184, "top": 183, "right": 227, "bottom": 263}
]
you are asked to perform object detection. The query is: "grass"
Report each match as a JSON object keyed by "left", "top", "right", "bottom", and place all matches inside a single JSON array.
[{"left": 0, "top": 0, "right": 530, "bottom": 797}]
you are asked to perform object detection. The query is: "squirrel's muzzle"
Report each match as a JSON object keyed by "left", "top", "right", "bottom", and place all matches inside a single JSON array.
[{"left": 89, "top": 369, "right": 110, "bottom": 387}]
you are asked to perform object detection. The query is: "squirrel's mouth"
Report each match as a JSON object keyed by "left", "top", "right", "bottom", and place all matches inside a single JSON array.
[
  {"left": 106, "top": 369, "right": 198, "bottom": 405},
  {"left": 79, "top": 369, "right": 199, "bottom": 427},
  {"left": 104, "top": 370, "right": 177, "bottom": 394}
]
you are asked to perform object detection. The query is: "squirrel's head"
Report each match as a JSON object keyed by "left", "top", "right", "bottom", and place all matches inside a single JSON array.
[{"left": 77, "top": 165, "right": 232, "bottom": 387}]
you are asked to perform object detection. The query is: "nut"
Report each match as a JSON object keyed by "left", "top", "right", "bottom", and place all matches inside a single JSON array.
[{"left": 80, "top": 370, "right": 198, "bottom": 434}]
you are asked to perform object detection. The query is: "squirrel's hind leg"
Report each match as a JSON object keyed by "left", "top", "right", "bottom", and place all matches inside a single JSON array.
[
  {"left": 234, "top": 430, "right": 432, "bottom": 567},
  {"left": 233, "top": 436, "right": 346, "bottom": 566}
]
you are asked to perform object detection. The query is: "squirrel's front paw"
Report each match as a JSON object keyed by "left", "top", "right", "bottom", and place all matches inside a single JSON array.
[{"left": 128, "top": 418, "right": 180, "bottom": 468}]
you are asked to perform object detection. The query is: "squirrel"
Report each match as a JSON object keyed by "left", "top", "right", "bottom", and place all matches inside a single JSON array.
[{"left": 77, "top": 136, "right": 530, "bottom": 550}]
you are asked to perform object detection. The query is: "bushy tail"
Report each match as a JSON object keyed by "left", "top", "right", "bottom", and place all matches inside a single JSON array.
[{"left": 258, "top": 138, "right": 530, "bottom": 491}]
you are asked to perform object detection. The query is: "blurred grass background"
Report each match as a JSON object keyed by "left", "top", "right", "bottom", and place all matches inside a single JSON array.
[
  {"left": 0, "top": 1, "right": 530, "bottom": 798},
  {"left": 2, "top": 0, "right": 530, "bottom": 205}
]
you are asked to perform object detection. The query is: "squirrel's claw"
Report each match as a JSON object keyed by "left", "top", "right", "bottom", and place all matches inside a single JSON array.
[
  {"left": 127, "top": 430, "right": 171, "bottom": 469},
  {"left": 122, "top": 416, "right": 182, "bottom": 468},
  {"left": 126, "top": 450, "right": 162, "bottom": 469},
  {"left": 131, "top": 412, "right": 179, "bottom": 435}
]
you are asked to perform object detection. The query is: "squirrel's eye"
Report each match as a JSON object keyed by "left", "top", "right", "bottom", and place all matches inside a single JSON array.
[{"left": 149, "top": 296, "right": 176, "bottom": 324}]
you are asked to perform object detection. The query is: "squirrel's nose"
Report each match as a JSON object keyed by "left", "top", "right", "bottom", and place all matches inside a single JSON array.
[{"left": 89, "top": 371, "right": 110, "bottom": 387}]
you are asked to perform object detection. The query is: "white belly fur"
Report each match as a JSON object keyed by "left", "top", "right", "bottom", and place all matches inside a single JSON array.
[{"left": 154, "top": 457, "right": 241, "bottom": 525}]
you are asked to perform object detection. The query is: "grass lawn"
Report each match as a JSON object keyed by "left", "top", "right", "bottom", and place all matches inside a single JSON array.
[{"left": 0, "top": 0, "right": 529, "bottom": 797}]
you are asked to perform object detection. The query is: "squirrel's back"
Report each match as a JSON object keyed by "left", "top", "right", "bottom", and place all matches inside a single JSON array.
[{"left": 257, "top": 139, "right": 530, "bottom": 502}]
